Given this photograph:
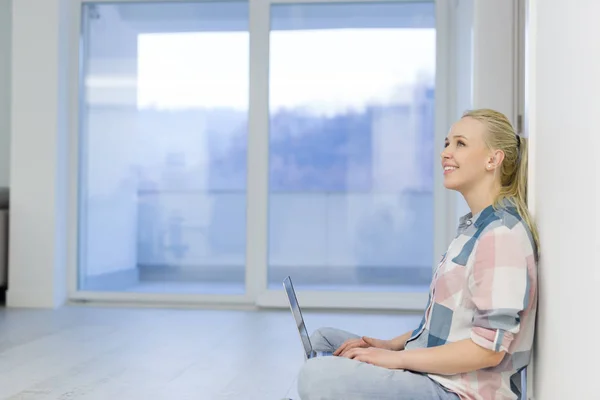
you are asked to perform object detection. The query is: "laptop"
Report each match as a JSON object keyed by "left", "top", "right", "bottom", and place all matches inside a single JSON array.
[{"left": 283, "top": 276, "right": 334, "bottom": 360}]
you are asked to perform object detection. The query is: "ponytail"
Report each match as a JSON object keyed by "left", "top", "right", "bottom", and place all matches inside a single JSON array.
[{"left": 496, "top": 136, "right": 540, "bottom": 253}]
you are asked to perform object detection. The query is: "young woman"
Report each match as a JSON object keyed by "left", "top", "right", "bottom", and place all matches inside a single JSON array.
[{"left": 297, "top": 109, "right": 539, "bottom": 400}]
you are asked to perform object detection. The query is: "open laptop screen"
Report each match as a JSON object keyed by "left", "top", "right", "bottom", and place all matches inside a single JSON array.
[{"left": 283, "top": 276, "right": 313, "bottom": 358}]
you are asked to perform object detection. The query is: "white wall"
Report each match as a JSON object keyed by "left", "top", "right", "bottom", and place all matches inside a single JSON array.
[
  {"left": 0, "top": 0, "right": 11, "bottom": 187},
  {"left": 7, "top": 0, "right": 69, "bottom": 308},
  {"left": 526, "top": 0, "right": 599, "bottom": 398},
  {"left": 472, "top": 0, "right": 518, "bottom": 123}
]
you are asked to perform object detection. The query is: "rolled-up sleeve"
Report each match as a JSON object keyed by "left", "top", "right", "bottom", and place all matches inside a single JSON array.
[{"left": 469, "top": 226, "right": 529, "bottom": 353}]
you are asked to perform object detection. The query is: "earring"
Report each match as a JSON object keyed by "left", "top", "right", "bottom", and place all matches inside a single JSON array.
[{"left": 488, "top": 164, "right": 492, "bottom": 169}]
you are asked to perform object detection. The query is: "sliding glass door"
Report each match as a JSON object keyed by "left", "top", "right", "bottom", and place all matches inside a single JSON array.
[{"left": 71, "top": 0, "right": 450, "bottom": 309}]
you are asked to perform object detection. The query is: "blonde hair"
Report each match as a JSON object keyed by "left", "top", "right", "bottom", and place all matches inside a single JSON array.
[{"left": 462, "top": 109, "right": 540, "bottom": 252}]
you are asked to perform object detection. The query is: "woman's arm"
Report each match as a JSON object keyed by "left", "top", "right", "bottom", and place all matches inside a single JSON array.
[
  {"left": 396, "top": 338, "right": 505, "bottom": 375},
  {"left": 389, "top": 330, "right": 413, "bottom": 351}
]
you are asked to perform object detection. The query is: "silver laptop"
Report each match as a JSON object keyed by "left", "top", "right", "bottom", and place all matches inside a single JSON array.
[{"left": 283, "top": 276, "right": 334, "bottom": 360}]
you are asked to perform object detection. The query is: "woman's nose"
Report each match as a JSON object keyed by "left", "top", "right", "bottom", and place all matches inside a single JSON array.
[{"left": 441, "top": 147, "right": 451, "bottom": 160}]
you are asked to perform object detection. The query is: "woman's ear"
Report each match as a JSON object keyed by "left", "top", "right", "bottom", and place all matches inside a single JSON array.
[{"left": 487, "top": 149, "right": 505, "bottom": 169}]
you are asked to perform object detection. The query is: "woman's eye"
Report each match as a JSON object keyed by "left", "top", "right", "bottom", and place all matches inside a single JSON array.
[{"left": 457, "top": 141, "right": 466, "bottom": 147}]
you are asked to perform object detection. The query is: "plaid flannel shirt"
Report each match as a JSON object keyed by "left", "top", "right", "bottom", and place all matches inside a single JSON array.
[{"left": 405, "top": 200, "right": 538, "bottom": 400}]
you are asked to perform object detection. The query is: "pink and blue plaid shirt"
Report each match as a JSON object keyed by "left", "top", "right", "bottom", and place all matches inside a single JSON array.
[{"left": 405, "top": 200, "right": 538, "bottom": 400}]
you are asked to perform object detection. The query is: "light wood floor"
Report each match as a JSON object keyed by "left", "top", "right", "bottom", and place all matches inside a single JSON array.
[{"left": 0, "top": 305, "right": 421, "bottom": 400}]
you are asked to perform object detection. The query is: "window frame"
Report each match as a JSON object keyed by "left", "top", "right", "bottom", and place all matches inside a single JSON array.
[{"left": 67, "top": 0, "right": 457, "bottom": 311}]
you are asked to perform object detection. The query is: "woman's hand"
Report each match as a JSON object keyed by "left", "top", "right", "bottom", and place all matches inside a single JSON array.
[
  {"left": 333, "top": 338, "right": 369, "bottom": 356},
  {"left": 334, "top": 336, "right": 395, "bottom": 357},
  {"left": 342, "top": 347, "right": 403, "bottom": 369}
]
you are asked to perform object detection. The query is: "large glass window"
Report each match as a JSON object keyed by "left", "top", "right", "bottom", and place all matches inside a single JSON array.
[
  {"left": 267, "top": 2, "right": 436, "bottom": 292},
  {"left": 78, "top": 2, "right": 249, "bottom": 294},
  {"left": 76, "top": 0, "right": 439, "bottom": 301}
]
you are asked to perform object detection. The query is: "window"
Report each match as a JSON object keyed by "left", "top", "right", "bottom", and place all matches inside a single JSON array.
[
  {"left": 74, "top": 0, "right": 442, "bottom": 305},
  {"left": 78, "top": 2, "right": 249, "bottom": 294},
  {"left": 267, "top": 2, "right": 436, "bottom": 292}
]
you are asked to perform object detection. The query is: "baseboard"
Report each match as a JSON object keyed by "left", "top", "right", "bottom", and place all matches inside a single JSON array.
[{"left": 82, "top": 268, "right": 140, "bottom": 291}]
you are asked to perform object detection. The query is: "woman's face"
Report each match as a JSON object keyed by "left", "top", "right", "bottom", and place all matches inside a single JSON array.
[{"left": 441, "top": 117, "right": 494, "bottom": 193}]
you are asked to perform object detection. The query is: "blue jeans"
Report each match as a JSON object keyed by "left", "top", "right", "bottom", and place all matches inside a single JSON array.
[{"left": 297, "top": 328, "right": 460, "bottom": 400}]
